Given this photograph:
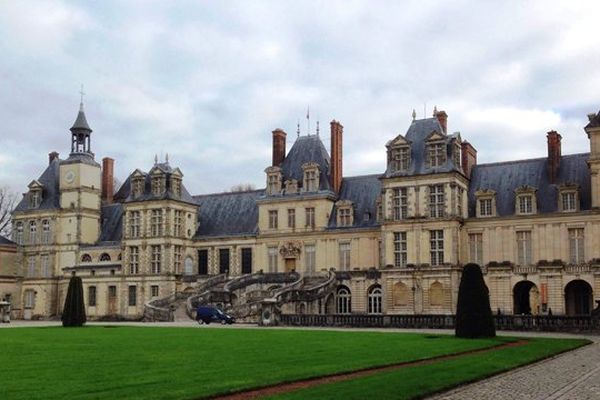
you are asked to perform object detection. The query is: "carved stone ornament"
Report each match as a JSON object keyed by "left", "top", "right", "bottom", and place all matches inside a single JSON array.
[{"left": 279, "top": 241, "right": 302, "bottom": 258}]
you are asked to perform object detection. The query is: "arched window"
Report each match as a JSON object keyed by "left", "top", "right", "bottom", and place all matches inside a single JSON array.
[
  {"left": 392, "top": 282, "right": 409, "bottom": 306},
  {"left": 184, "top": 256, "right": 194, "bottom": 275},
  {"left": 29, "top": 221, "right": 37, "bottom": 245},
  {"left": 429, "top": 281, "right": 444, "bottom": 306},
  {"left": 42, "top": 220, "right": 51, "bottom": 244},
  {"left": 336, "top": 286, "right": 351, "bottom": 314},
  {"left": 81, "top": 254, "right": 92, "bottom": 263},
  {"left": 15, "top": 222, "right": 23, "bottom": 245},
  {"left": 99, "top": 253, "right": 111, "bottom": 262},
  {"left": 368, "top": 285, "right": 383, "bottom": 314}
]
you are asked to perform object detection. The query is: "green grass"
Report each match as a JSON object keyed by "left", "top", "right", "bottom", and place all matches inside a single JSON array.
[
  {"left": 1, "top": 326, "right": 506, "bottom": 400},
  {"left": 267, "top": 337, "right": 590, "bottom": 400}
]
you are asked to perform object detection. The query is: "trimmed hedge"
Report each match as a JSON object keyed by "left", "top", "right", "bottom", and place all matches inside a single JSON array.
[
  {"left": 62, "top": 276, "right": 87, "bottom": 327},
  {"left": 455, "top": 263, "right": 496, "bottom": 338}
]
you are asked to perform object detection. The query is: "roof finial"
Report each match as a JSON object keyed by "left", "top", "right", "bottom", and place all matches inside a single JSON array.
[
  {"left": 433, "top": 105, "right": 438, "bottom": 116},
  {"left": 412, "top": 109, "right": 416, "bottom": 121},
  {"left": 165, "top": 152, "right": 169, "bottom": 164},
  {"left": 79, "top": 84, "right": 85, "bottom": 112},
  {"left": 316, "top": 121, "right": 320, "bottom": 136},
  {"left": 297, "top": 119, "right": 300, "bottom": 137},
  {"left": 306, "top": 105, "right": 310, "bottom": 136},
  {"left": 154, "top": 154, "right": 158, "bottom": 164}
]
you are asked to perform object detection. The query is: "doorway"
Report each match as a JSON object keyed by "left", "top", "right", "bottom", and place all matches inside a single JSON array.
[
  {"left": 513, "top": 281, "right": 539, "bottom": 315},
  {"left": 107, "top": 285, "right": 117, "bottom": 315},
  {"left": 565, "top": 280, "right": 593, "bottom": 315},
  {"left": 285, "top": 258, "right": 296, "bottom": 272}
]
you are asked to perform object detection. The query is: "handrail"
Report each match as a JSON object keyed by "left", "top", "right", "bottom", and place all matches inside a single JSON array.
[
  {"left": 185, "top": 273, "right": 229, "bottom": 318},
  {"left": 223, "top": 271, "right": 299, "bottom": 292}
]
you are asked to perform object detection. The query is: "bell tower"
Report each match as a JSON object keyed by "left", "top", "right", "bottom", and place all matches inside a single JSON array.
[{"left": 70, "top": 88, "right": 93, "bottom": 155}]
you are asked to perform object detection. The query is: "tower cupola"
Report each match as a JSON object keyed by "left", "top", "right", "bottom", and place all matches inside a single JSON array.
[{"left": 70, "top": 96, "right": 93, "bottom": 155}]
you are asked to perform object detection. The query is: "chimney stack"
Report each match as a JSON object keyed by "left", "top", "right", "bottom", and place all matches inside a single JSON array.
[
  {"left": 547, "top": 130, "right": 562, "bottom": 184},
  {"left": 435, "top": 110, "right": 448, "bottom": 134},
  {"left": 102, "top": 157, "right": 114, "bottom": 204},
  {"left": 272, "top": 129, "right": 286, "bottom": 167},
  {"left": 461, "top": 141, "right": 477, "bottom": 178},
  {"left": 330, "top": 120, "right": 343, "bottom": 194},
  {"left": 48, "top": 151, "right": 59, "bottom": 165}
]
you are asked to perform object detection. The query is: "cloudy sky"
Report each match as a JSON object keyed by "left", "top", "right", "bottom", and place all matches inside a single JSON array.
[{"left": 1, "top": 0, "right": 599, "bottom": 196}]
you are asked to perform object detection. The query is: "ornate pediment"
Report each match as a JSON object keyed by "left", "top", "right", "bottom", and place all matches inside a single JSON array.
[
  {"left": 425, "top": 130, "right": 445, "bottom": 142},
  {"left": 279, "top": 241, "right": 302, "bottom": 258},
  {"left": 386, "top": 134, "right": 410, "bottom": 148}
]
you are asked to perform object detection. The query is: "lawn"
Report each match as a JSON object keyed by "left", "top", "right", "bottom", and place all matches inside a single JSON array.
[{"left": 0, "top": 326, "right": 587, "bottom": 400}]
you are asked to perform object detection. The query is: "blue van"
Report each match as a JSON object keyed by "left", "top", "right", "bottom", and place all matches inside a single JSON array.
[{"left": 196, "top": 306, "right": 235, "bottom": 325}]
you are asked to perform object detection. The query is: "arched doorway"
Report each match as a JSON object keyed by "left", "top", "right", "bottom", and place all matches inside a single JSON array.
[
  {"left": 565, "top": 280, "right": 593, "bottom": 315},
  {"left": 513, "top": 281, "right": 539, "bottom": 315}
]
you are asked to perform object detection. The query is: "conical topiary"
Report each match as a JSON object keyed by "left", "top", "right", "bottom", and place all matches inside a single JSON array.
[
  {"left": 62, "top": 276, "right": 87, "bottom": 327},
  {"left": 455, "top": 263, "right": 496, "bottom": 338}
]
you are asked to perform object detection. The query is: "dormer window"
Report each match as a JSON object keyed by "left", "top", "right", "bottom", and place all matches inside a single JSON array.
[
  {"left": 515, "top": 186, "right": 537, "bottom": 215},
  {"left": 453, "top": 143, "right": 461, "bottom": 168},
  {"left": 284, "top": 179, "right": 298, "bottom": 195},
  {"left": 428, "top": 142, "right": 445, "bottom": 167},
  {"left": 558, "top": 185, "right": 579, "bottom": 212},
  {"left": 265, "top": 166, "right": 282, "bottom": 196},
  {"left": 170, "top": 168, "right": 183, "bottom": 198},
  {"left": 475, "top": 189, "right": 496, "bottom": 218},
  {"left": 30, "top": 190, "right": 41, "bottom": 208},
  {"left": 336, "top": 200, "right": 354, "bottom": 227},
  {"left": 152, "top": 174, "right": 165, "bottom": 196},
  {"left": 389, "top": 146, "right": 410, "bottom": 172},
  {"left": 131, "top": 171, "right": 145, "bottom": 198},
  {"left": 302, "top": 162, "right": 320, "bottom": 192}
]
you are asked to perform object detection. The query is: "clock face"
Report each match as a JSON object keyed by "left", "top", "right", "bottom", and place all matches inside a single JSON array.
[{"left": 64, "top": 171, "right": 75, "bottom": 184}]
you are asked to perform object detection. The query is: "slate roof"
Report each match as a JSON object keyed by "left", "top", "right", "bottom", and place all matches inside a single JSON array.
[
  {"left": 114, "top": 165, "right": 195, "bottom": 204},
  {"left": 328, "top": 174, "right": 382, "bottom": 229},
  {"left": 468, "top": 153, "right": 591, "bottom": 217},
  {"left": 279, "top": 135, "right": 333, "bottom": 192},
  {"left": 98, "top": 203, "right": 123, "bottom": 243},
  {"left": 70, "top": 106, "right": 92, "bottom": 132},
  {"left": 0, "top": 235, "right": 16, "bottom": 246},
  {"left": 193, "top": 190, "right": 263, "bottom": 238},
  {"left": 14, "top": 158, "right": 61, "bottom": 212},
  {"left": 383, "top": 117, "right": 462, "bottom": 178}
]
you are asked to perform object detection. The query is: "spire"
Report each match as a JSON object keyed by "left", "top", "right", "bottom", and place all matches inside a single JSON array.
[
  {"left": 70, "top": 85, "right": 91, "bottom": 132},
  {"left": 412, "top": 109, "right": 416, "bottom": 121},
  {"left": 297, "top": 120, "right": 300, "bottom": 138},
  {"left": 316, "top": 121, "right": 320, "bottom": 136},
  {"left": 154, "top": 154, "right": 158, "bottom": 165},
  {"left": 69, "top": 86, "right": 93, "bottom": 154},
  {"left": 433, "top": 105, "right": 438, "bottom": 116},
  {"left": 165, "top": 152, "right": 169, "bottom": 164}
]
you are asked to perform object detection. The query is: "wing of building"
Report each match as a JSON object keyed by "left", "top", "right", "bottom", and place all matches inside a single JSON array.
[{"left": 5, "top": 104, "right": 600, "bottom": 320}]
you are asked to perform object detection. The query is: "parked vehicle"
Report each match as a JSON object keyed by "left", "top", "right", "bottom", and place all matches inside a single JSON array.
[{"left": 196, "top": 306, "right": 235, "bottom": 325}]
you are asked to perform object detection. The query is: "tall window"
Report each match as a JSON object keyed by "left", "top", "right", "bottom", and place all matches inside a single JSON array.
[
  {"left": 569, "top": 228, "right": 585, "bottom": 264},
  {"left": 129, "top": 211, "right": 141, "bottom": 238},
  {"left": 151, "top": 245, "right": 162, "bottom": 274},
  {"left": 129, "top": 246, "right": 139, "bottom": 274},
  {"left": 429, "top": 143, "right": 445, "bottom": 167},
  {"left": 173, "top": 245, "right": 182, "bottom": 274},
  {"left": 287, "top": 209, "right": 296, "bottom": 228},
  {"left": 391, "top": 147, "right": 410, "bottom": 172},
  {"left": 219, "top": 248, "right": 230, "bottom": 274},
  {"left": 41, "top": 254, "right": 50, "bottom": 277},
  {"left": 27, "top": 256, "right": 36, "bottom": 277},
  {"left": 469, "top": 233, "right": 483, "bottom": 265},
  {"left": 15, "top": 222, "right": 23, "bottom": 245},
  {"left": 336, "top": 287, "right": 351, "bottom": 314},
  {"left": 152, "top": 176, "right": 164, "bottom": 196},
  {"left": 268, "top": 210, "right": 278, "bottom": 229},
  {"left": 430, "top": 230, "right": 444, "bottom": 265},
  {"left": 41, "top": 220, "right": 51, "bottom": 244},
  {"left": 429, "top": 185, "right": 445, "bottom": 218},
  {"left": 29, "top": 221, "right": 37, "bottom": 245},
  {"left": 368, "top": 285, "right": 383, "bottom": 314},
  {"left": 30, "top": 191, "right": 41, "bottom": 208},
  {"left": 241, "top": 248, "right": 252, "bottom": 274},
  {"left": 338, "top": 208, "right": 352, "bottom": 226},
  {"left": 268, "top": 246, "right": 278, "bottom": 272},
  {"left": 339, "top": 242, "right": 351, "bottom": 271},
  {"left": 151, "top": 209, "right": 163, "bottom": 236},
  {"left": 516, "top": 231, "right": 532, "bottom": 265},
  {"left": 151, "top": 285, "right": 159, "bottom": 298},
  {"left": 562, "top": 192, "right": 576, "bottom": 212},
  {"left": 479, "top": 199, "right": 492, "bottom": 217},
  {"left": 393, "top": 188, "right": 408, "bottom": 220},
  {"left": 305, "top": 207, "right": 315, "bottom": 228},
  {"left": 305, "top": 244, "right": 316, "bottom": 273},
  {"left": 456, "top": 187, "right": 464, "bottom": 217},
  {"left": 171, "top": 178, "right": 182, "bottom": 197},
  {"left": 88, "top": 286, "right": 97, "bottom": 306},
  {"left": 268, "top": 174, "right": 279, "bottom": 195},
  {"left": 305, "top": 170, "right": 317, "bottom": 191},
  {"left": 24, "top": 290, "right": 35, "bottom": 309},
  {"left": 518, "top": 195, "right": 533, "bottom": 214},
  {"left": 128, "top": 286, "right": 137, "bottom": 306},
  {"left": 174, "top": 210, "right": 183, "bottom": 237},
  {"left": 393, "top": 232, "right": 407, "bottom": 267}
]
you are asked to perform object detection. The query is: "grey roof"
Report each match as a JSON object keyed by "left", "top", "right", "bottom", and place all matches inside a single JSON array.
[
  {"left": 328, "top": 174, "right": 382, "bottom": 229},
  {"left": 70, "top": 106, "right": 92, "bottom": 132},
  {"left": 0, "top": 235, "right": 16, "bottom": 246},
  {"left": 99, "top": 204, "right": 123, "bottom": 243},
  {"left": 585, "top": 110, "right": 600, "bottom": 130},
  {"left": 468, "top": 153, "right": 591, "bottom": 217},
  {"left": 383, "top": 117, "right": 462, "bottom": 178},
  {"left": 193, "top": 190, "right": 263, "bottom": 237},
  {"left": 14, "top": 158, "right": 61, "bottom": 212},
  {"left": 61, "top": 153, "right": 100, "bottom": 167},
  {"left": 114, "top": 166, "right": 195, "bottom": 204},
  {"left": 279, "top": 135, "right": 333, "bottom": 192}
]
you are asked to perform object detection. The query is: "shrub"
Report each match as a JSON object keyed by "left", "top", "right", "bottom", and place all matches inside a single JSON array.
[
  {"left": 62, "top": 276, "right": 87, "bottom": 327},
  {"left": 455, "top": 263, "right": 496, "bottom": 338}
]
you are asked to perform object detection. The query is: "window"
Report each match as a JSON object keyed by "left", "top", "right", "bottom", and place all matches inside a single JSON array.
[
  {"left": 518, "top": 195, "right": 533, "bottom": 214},
  {"left": 30, "top": 190, "right": 41, "bottom": 208},
  {"left": 569, "top": 228, "right": 585, "bottom": 264},
  {"left": 99, "top": 253, "right": 111, "bottom": 262},
  {"left": 479, "top": 199, "right": 492, "bottom": 217},
  {"left": 29, "top": 221, "right": 37, "bottom": 245},
  {"left": 173, "top": 245, "right": 182, "bottom": 274},
  {"left": 27, "top": 256, "right": 36, "bottom": 277},
  {"left": 453, "top": 144, "right": 461, "bottom": 168},
  {"left": 430, "top": 230, "right": 444, "bottom": 265},
  {"left": 128, "top": 286, "right": 137, "bottom": 306},
  {"left": 287, "top": 209, "right": 296, "bottom": 228},
  {"left": 219, "top": 248, "right": 230, "bottom": 274},
  {"left": 198, "top": 249, "right": 208, "bottom": 275},
  {"left": 339, "top": 242, "right": 351, "bottom": 271},
  {"left": 268, "top": 210, "right": 278, "bottom": 229},
  {"left": 129, "top": 211, "right": 141, "bottom": 238},
  {"left": 132, "top": 177, "right": 144, "bottom": 198},
  {"left": 393, "top": 232, "right": 407, "bottom": 267},
  {"left": 469, "top": 233, "right": 483, "bottom": 265},
  {"left": 368, "top": 285, "right": 383, "bottom": 314},
  {"left": 516, "top": 231, "right": 532, "bottom": 265},
  {"left": 305, "top": 244, "right": 316, "bottom": 273},
  {"left": 15, "top": 222, "right": 23, "bottom": 245},
  {"left": 268, "top": 174, "right": 280, "bottom": 195},
  {"left": 305, "top": 207, "right": 315, "bottom": 228},
  {"left": 184, "top": 256, "right": 193, "bottom": 275},
  {"left": 151, "top": 285, "right": 159, "bottom": 298},
  {"left": 41, "top": 254, "right": 50, "bottom": 277},
  {"left": 152, "top": 176, "right": 164, "bottom": 196},
  {"left": 390, "top": 147, "right": 410, "bottom": 172},
  {"left": 171, "top": 177, "right": 182, "bottom": 197},
  {"left": 151, "top": 209, "right": 163, "bottom": 236},
  {"left": 562, "top": 192, "right": 577, "bottom": 212},
  {"left": 88, "top": 286, "right": 97, "bottom": 306},
  {"left": 456, "top": 187, "right": 464, "bottom": 217},
  {"left": 429, "top": 185, "right": 445, "bottom": 218},
  {"left": 338, "top": 208, "right": 352, "bottom": 226},
  {"left": 129, "top": 246, "right": 139, "bottom": 274},
  {"left": 268, "top": 246, "right": 278, "bottom": 272},
  {"left": 393, "top": 188, "right": 408, "bottom": 220},
  {"left": 24, "top": 290, "right": 35, "bottom": 309},
  {"left": 174, "top": 210, "right": 183, "bottom": 237},
  {"left": 336, "top": 287, "right": 351, "bottom": 314},
  {"left": 241, "top": 248, "right": 252, "bottom": 274},
  {"left": 151, "top": 245, "right": 162, "bottom": 274},
  {"left": 428, "top": 143, "right": 445, "bottom": 167},
  {"left": 81, "top": 254, "right": 92, "bottom": 263},
  {"left": 41, "top": 220, "right": 50, "bottom": 244},
  {"left": 305, "top": 169, "right": 318, "bottom": 191}
]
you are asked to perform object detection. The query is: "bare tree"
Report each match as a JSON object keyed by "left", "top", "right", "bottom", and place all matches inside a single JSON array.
[
  {"left": 228, "top": 183, "right": 256, "bottom": 193},
  {"left": 0, "top": 186, "right": 17, "bottom": 238}
]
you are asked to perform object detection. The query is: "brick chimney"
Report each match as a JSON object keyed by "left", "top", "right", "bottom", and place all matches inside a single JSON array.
[
  {"left": 435, "top": 110, "right": 448, "bottom": 134},
  {"left": 547, "top": 130, "right": 562, "bottom": 184},
  {"left": 102, "top": 157, "right": 114, "bottom": 204},
  {"left": 330, "top": 120, "right": 343, "bottom": 194},
  {"left": 48, "top": 151, "right": 59, "bottom": 164},
  {"left": 272, "top": 129, "right": 286, "bottom": 167},
  {"left": 461, "top": 141, "right": 477, "bottom": 179}
]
